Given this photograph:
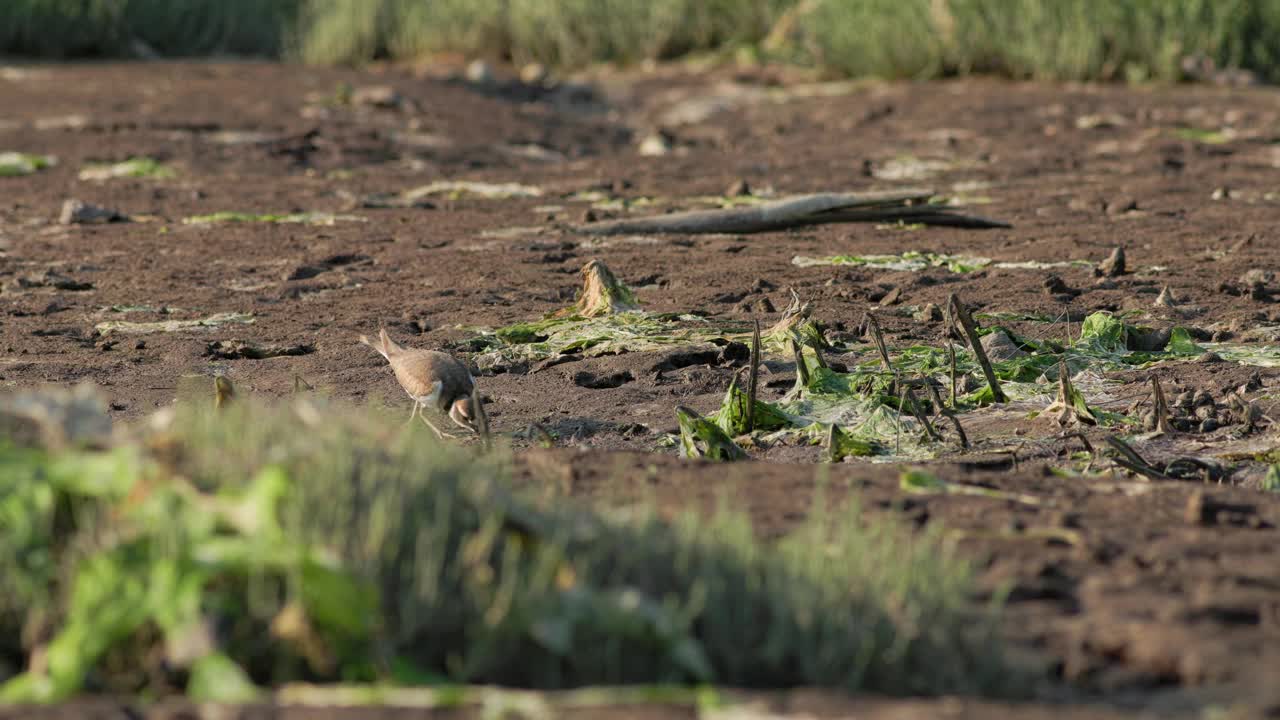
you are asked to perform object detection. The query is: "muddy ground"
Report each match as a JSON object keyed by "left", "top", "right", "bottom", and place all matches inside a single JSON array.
[{"left": 3, "top": 60, "right": 1280, "bottom": 718}]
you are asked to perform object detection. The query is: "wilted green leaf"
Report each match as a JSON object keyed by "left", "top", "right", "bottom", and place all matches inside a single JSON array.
[{"left": 187, "top": 653, "right": 260, "bottom": 703}]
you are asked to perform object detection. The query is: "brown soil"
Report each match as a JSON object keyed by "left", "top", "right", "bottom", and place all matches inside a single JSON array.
[{"left": 3, "top": 61, "right": 1280, "bottom": 718}]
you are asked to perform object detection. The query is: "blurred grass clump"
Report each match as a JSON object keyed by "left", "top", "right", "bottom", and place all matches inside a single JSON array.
[
  {"left": 0, "top": 388, "right": 1026, "bottom": 702},
  {"left": 0, "top": 0, "right": 302, "bottom": 57},
  {"left": 3, "top": 0, "right": 1280, "bottom": 83}
]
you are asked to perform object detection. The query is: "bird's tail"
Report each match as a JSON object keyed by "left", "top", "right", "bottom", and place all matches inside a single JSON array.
[
  {"left": 378, "top": 327, "right": 404, "bottom": 356},
  {"left": 358, "top": 332, "right": 390, "bottom": 360}
]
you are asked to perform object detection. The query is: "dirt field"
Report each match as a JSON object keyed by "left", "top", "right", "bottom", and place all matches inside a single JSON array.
[{"left": 3, "top": 61, "right": 1280, "bottom": 718}]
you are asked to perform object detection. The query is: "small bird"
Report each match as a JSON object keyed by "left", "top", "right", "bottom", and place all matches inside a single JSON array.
[{"left": 359, "top": 328, "right": 476, "bottom": 438}]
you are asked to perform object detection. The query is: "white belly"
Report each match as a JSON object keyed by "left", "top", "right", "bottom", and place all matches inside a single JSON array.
[{"left": 410, "top": 380, "right": 443, "bottom": 409}]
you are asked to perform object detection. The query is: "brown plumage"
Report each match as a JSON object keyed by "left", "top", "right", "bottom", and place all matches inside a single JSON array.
[{"left": 360, "top": 328, "right": 476, "bottom": 437}]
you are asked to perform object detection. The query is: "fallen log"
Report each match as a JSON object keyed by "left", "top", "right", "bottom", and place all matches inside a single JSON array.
[{"left": 571, "top": 190, "right": 1010, "bottom": 235}]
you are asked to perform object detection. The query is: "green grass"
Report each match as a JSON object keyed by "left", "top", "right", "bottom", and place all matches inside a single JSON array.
[
  {"left": 4, "top": 0, "right": 1280, "bottom": 83},
  {"left": 0, "top": 390, "right": 1029, "bottom": 702}
]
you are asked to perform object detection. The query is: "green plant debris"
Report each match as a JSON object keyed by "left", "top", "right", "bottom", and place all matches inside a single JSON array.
[
  {"left": 1264, "top": 465, "right": 1280, "bottom": 492},
  {"left": 0, "top": 151, "right": 56, "bottom": 176},
  {"left": 792, "top": 251, "right": 1093, "bottom": 274},
  {"left": 0, "top": 388, "right": 1025, "bottom": 700},
  {"left": 825, "top": 423, "right": 880, "bottom": 461},
  {"left": 899, "top": 469, "right": 1042, "bottom": 506},
  {"left": 676, "top": 406, "right": 747, "bottom": 461},
  {"left": 469, "top": 260, "right": 749, "bottom": 370},
  {"left": 182, "top": 211, "right": 364, "bottom": 225},
  {"left": 1203, "top": 343, "right": 1280, "bottom": 368},
  {"left": 710, "top": 376, "right": 793, "bottom": 437},
  {"left": 406, "top": 180, "right": 543, "bottom": 200},
  {"left": 78, "top": 157, "right": 174, "bottom": 181},
  {"left": 1173, "top": 127, "right": 1235, "bottom": 144},
  {"left": 95, "top": 312, "right": 255, "bottom": 336}
]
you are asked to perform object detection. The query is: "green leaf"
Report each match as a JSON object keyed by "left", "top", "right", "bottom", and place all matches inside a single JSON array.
[
  {"left": 1264, "top": 465, "right": 1280, "bottom": 493},
  {"left": 1166, "top": 327, "right": 1204, "bottom": 356},
  {"left": 676, "top": 407, "right": 746, "bottom": 461},
  {"left": 900, "top": 469, "right": 947, "bottom": 493},
  {"left": 710, "top": 377, "right": 792, "bottom": 436},
  {"left": 827, "top": 424, "right": 878, "bottom": 461},
  {"left": 187, "top": 653, "right": 260, "bottom": 703},
  {"left": 1078, "top": 312, "right": 1128, "bottom": 354}
]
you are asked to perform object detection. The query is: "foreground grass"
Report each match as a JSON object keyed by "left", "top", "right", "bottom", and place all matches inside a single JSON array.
[
  {"left": 3, "top": 0, "right": 1279, "bottom": 83},
  {"left": 0, "top": 387, "right": 1027, "bottom": 703}
]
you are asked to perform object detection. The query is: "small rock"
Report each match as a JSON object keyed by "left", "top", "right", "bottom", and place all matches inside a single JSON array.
[
  {"left": 519, "top": 62, "right": 549, "bottom": 86},
  {"left": 735, "top": 296, "right": 775, "bottom": 315},
  {"left": 638, "top": 131, "right": 674, "bottom": 157},
  {"left": 134, "top": 340, "right": 146, "bottom": 350},
  {"left": 879, "top": 286, "right": 903, "bottom": 307},
  {"left": 350, "top": 85, "right": 401, "bottom": 108},
  {"left": 464, "top": 59, "right": 494, "bottom": 85},
  {"left": 1098, "top": 246, "right": 1126, "bottom": 276},
  {"left": 912, "top": 303, "right": 943, "bottom": 323},
  {"left": 980, "top": 330, "right": 1027, "bottom": 362},
  {"left": 59, "top": 199, "right": 127, "bottom": 225},
  {"left": 1129, "top": 327, "right": 1171, "bottom": 352},
  {"left": 1241, "top": 269, "right": 1274, "bottom": 287},
  {"left": 725, "top": 178, "right": 751, "bottom": 197},
  {"left": 1199, "top": 418, "right": 1220, "bottom": 433},
  {"left": 1174, "top": 391, "right": 1194, "bottom": 409},
  {"left": 1104, "top": 197, "right": 1138, "bottom": 215},
  {"left": 1093, "top": 278, "right": 1118, "bottom": 290},
  {"left": 1192, "top": 389, "right": 1214, "bottom": 407},
  {"left": 1196, "top": 351, "right": 1223, "bottom": 363},
  {"left": 1042, "top": 275, "right": 1080, "bottom": 298},
  {"left": 718, "top": 341, "right": 750, "bottom": 364},
  {"left": 1194, "top": 405, "right": 1215, "bottom": 422},
  {"left": 751, "top": 277, "right": 776, "bottom": 293}
]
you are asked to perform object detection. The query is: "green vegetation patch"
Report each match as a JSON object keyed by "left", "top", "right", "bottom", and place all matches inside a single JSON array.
[
  {"left": 78, "top": 157, "right": 175, "bottom": 181},
  {"left": 0, "top": 152, "right": 56, "bottom": 176},
  {"left": 470, "top": 261, "right": 751, "bottom": 370},
  {"left": 0, "top": 388, "right": 1028, "bottom": 702}
]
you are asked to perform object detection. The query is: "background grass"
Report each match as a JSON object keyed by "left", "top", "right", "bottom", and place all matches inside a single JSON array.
[
  {"left": 2, "top": 0, "right": 1280, "bottom": 83},
  {"left": 0, "top": 392, "right": 1028, "bottom": 700}
]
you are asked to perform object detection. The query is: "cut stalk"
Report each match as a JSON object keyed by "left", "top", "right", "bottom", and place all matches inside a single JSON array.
[
  {"left": 747, "top": 319, "right": 761, "bottom": 433},
  {"left": 947, "top": 294, "right": 1006, "bottom": 403}
]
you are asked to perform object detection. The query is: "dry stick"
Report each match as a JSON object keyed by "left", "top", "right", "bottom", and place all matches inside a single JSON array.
[
  {"left": 905, "top": 386, "right": 943, "bottom": 442},
  {"left": 924, "top": 380, "right": 969, "bottom": 449},
  {"left": 947, "top": 341, "right": 958, "bottom": 409},
  {"left": 947, "top": 294, "right": 1006, "bottom": 403},
  {"left": 1150, "top": 375, "right": 1174, "bottom": 434},
  {"left": 747, "top": 319, "right": 762, "bottom": 433},
  {"left": 864, "top": 311, "right": 894, "bottom": 373},
  {"left": 791, "top": 338, "right": 811, "bottom": 388},
  {"left": 1063, "top": 430, "right": 1095, "bottom": 455},
  {"left": 571, "top": 190, "right": 1012, "bottom": 236},
  {"left": 1103, "top": 435, "right": 1170, "bottom": 480}
]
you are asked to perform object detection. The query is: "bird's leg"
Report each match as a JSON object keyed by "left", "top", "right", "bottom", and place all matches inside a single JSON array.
[
  {"left": 419, "top": 412, "right": 449, "bottom": 439},
  {"left": 405, "top": 401, "right": 420, "bottom": 426}
]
